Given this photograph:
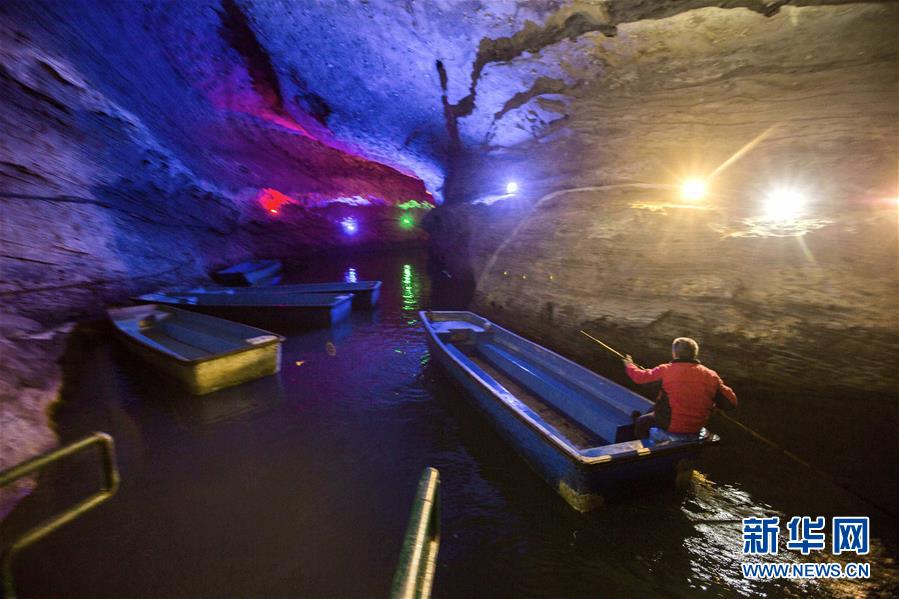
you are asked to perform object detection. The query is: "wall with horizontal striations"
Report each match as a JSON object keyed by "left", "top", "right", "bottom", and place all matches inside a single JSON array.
[
  {"left": 0, "top": 0, "right": 433, "bottom": 513},
  {"left": 0, "top": 1, "right": 432, "bottom": 326},
  {"left": 428, "top": 3, "right": 898, "bottom": 512},
  {"left": 432, "top": 3, "right": 898, "bottom": 391}
]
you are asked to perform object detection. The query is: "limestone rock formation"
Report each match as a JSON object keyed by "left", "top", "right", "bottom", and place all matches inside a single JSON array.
[
  {"left": 0, "top": 315, "right": 71, "bottom": 518},
  {"left": 426, "top": 2, "right": 898, "bottom": 512},
  {"left": 430, "top": 2, "right": 898, "bottom": 393},
  {"left": 1, "top": 0, "right": 431, "bottom": 325}
]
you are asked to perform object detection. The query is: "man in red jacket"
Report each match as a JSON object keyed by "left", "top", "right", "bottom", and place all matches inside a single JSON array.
[{"left": 624, "top": 337, "right": 737, "bottom": 439}]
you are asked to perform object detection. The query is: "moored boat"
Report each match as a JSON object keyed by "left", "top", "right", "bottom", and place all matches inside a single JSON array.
[
  {"left": 275, "top": 281, "right": 381, "bottom": 308},
  {"left": 108, "top": 304, "right": 284, "bottom": 395},
  {"left": 211, "top": 259, "right": 282, "bottom": 286},
  {"left": 163, "top": 281, "right": 381, "bottom": 309},
  {"left": 421, "top": 310, "right": 719, "bottom": 511},
  {"left": 134, "top": 289, "right": 353, "bottom": 331}
]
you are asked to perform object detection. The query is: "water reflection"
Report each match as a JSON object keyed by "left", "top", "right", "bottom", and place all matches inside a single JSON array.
[
  {"left": 344, "top": 267, "right": 358, "bottom": 283},
  {"left": 681, "top": 472, "right": 800, "bottom": 597},
  {"left": 159, "top": 376, "right": 286, "bottom": 428},
  {"left": 679, "top": 472, "right": 894, "bottom": 598},
  {"left": 422, "top": 355, "right": 898, "bottom": 598},
  {"left": 401, "top": 263, "right": 420, "bottom": 313}
]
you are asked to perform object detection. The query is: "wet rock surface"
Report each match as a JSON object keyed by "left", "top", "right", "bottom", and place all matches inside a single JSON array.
[
  {"left": 431, "top": 188, "right": 898, "bottom": 396},
  {"left": 0, "top": 315, "right": 71, "bottom": 518}
]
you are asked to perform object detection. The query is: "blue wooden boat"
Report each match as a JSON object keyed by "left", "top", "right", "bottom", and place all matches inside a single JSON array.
[
  {"left": 108, "top": 304, "right": 284, "bottom": 395},
  {"left": 265, "top": 281, "right": 381, "bottom": 308},
  {"left": 211, "top": 259, "right": 281, "bottom": 286},
  {"left": 135, "top": 289, "right": 352, "bottom": 331},
  {"left": 169, "top": 281, "right": 381, "bottom": 309},
  {"left": 421, "top": 311, "right": 719, "bottom": 511}
]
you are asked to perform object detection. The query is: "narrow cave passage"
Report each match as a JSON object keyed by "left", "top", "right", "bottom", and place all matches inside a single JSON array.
[{"left": 1, "top": 1, "right": 897, "bottom": 598}]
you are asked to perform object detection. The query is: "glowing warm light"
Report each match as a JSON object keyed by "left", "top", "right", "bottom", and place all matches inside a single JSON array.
[
  {"left": 340, "top": 217, "right": 358, "bottom": 235},
  {"left": 680, "top": 179, "right": 707, "bottom": 202},
  {"left": 763, "top": 187, "right": 807, "bottom": 221},
  {"left": 506, "top": 181, "right": 519, "bottom": 194},
  {"left": 257, "top": 187, "right": 296, "bottom": 214}
]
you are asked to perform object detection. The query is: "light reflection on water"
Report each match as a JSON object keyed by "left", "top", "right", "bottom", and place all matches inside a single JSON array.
[
  {"left": 1, "top": 250, "right": 895, "bottom": 598},
  {"left": 401, "top": 262, "right": 420, "bottom": 312},
  {"left": 679, "top": 472, "right": 895, "bottom": 598}
]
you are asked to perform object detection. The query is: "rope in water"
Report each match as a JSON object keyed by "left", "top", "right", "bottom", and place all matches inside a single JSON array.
[{"left": 579, "top": 330, "right": 897, "bottom": 519}]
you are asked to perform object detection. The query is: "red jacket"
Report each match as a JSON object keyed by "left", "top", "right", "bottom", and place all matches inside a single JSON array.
[{"left": 626, "top": 360, "right": 737, "bottom": 434}]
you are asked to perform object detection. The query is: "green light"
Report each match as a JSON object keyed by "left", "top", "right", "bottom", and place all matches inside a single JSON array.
[
  {"left": 401, "top": 263, "right": 419, "bottom": 311},
  {"left": 397, "top": 200, "right": 433, "bottom": 210},
  {"left": 399, "top": 213, "right": 415, "bottom": 229}
]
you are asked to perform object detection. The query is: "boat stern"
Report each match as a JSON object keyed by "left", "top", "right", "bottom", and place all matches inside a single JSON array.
[
  {"left": 188, "top": 340, "right": 282, "bottom": 395},
  {"left": 330, "top": 294, "right": 354, "bottom": 325},
  {"left": 557, "top": 479, "right": 605, "bottom": 512}
]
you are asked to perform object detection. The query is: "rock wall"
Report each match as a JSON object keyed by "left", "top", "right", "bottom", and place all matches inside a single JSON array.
[
  {"left": 0, "top": 0, "right": 432, "bottom": 512},
  {"left": 433, "top": 2, "right": 898, "bottom": 383},
  {"left": 428, "top": 2, "right": 898, "bottom": 508},
  {"left": 0, "top": 1, "right": 433, "bottom": 325}
]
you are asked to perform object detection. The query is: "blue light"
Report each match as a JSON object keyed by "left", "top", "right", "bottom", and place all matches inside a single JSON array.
[
  {"left": 344, "top": 267, "right": 358, "bottom": 283},
  {"left": 505, "top": 181, "right": 519, "bottom": 194},
  {"left": 340, "top": 217, "right": 358, "bottom": 235}
]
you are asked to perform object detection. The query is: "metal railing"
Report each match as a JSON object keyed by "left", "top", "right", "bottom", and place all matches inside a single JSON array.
[
  {"left": 1, "top": 432, "right": 119, "bottom": 598},
  {"left": 390, "top": 467, "right": 440, "bottom": 599}
]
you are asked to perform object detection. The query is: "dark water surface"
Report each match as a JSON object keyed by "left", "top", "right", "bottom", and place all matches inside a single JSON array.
[{"left": 2, "top": 250, "right": 896, "bottom": 598}]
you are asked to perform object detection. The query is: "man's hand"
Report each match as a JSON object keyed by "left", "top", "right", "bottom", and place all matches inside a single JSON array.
[{"left": 622, "top": 354, "right": 634, "bottom": 365}]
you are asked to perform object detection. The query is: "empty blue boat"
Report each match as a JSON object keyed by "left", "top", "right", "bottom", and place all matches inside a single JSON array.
[
  {"left": 421, "top": 311, "right": 719, "bottom": 511},
  {"left": 263, "top": 281, "right": 382, "bottom": 308},
  {"left": 211, "top": 259, "right": 282, "bottom": 286},
  {"left": 135, "top": 289, "right": 352, "bottom": 331},
  {"left": 171, "top": 281, "right": 381, "bottom": 309}
]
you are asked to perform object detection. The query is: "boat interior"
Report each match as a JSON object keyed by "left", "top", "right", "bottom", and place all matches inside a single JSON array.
[
  {"left": 139, "top": 292, "right": 353, "bottom": 307},
  {"left": 427, "top": 313, "right": 649, "bottom": 450},
  {"left": 113, "top": 306, "right": 277, "bottom": 361}
]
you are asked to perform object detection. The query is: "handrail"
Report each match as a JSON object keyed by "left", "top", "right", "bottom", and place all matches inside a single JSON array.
[
  {"left": 0, "top": 432, "right": 119, "bottom": 599},
  {"left": 390, "top": 467, "right": 440, "bottom": 599}
]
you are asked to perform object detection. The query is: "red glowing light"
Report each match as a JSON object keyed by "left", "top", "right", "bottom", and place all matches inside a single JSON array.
[{"left": 257, "top": 188, "right": 296, "bottom": 214}]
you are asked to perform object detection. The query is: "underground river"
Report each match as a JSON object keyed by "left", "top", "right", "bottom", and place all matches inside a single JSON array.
[{"left": 1, "top": 250, "right": 896, "bottom": 598}]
